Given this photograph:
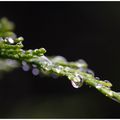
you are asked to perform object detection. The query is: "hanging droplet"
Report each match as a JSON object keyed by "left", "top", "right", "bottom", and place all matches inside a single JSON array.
[
  {"left": 22, "top": 65, "right": 30, "bottom": 71},
  {"left": 71, "top": 75, "right": 83, "bottom": 88},
  {"left": 5, "top": 37, "right": 14, "bottom": 44},
  {"left": 71, "top": 81, "right": 80, "bottom": 88},
  {"left": 76, "top": 60, "right": 87, "bottom": 68},
  {"left": 39, "top": 56, "right": 52, "bottom": 65},
  {"left": 32, "top": 68, "right": 39, "bottom": 76},
  {"left": 86, "top": 69, "right": 95, "bottom": 76},
  {"left": 95, "top": 83, "right": 102, "bottom": 89}
]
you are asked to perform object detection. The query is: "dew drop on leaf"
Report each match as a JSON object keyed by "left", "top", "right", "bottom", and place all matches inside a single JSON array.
[
  {"left": 32, "top": 68, "right": 39, "bottom": 76},
  {"left": 95, "top": 84, "right": 102, "bottom": 89},
  {"left": 71, "top": 75, "right": 83, "bottom": 88},
  {"left": 5, "top": 37, "right": 14, "bottom": 44},
  {"left": 104, "top": 80, "right": 111, "bottom": 84}
]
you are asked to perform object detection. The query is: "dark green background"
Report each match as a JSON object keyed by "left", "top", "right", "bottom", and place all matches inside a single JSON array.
[{"left": 0, "top": 2, "right": 120, "bottom": 118}]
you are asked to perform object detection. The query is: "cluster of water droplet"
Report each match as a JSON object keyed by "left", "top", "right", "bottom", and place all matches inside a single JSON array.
[
  {"left": 0, "top": 37, "right": 14, "bottom": 44},
  {"left": 21, "top": 61, "right": 40, "bottom": 76},
  {"left": 0, "top": 36, "right": 24, "bottom": 45}
]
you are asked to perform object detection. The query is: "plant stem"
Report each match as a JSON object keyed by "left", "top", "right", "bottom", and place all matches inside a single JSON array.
[{"left": 0, "top": 18, "right": 120, "bottom": 103}]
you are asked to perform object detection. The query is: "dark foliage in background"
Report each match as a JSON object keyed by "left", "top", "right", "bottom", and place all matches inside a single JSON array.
[{"left": 0, "top": 2, "right": 120, "bottom": 118}]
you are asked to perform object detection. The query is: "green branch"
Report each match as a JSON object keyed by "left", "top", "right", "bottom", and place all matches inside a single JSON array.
[{"left": 0, "top": 18, "right": 120, "bottom": 103}]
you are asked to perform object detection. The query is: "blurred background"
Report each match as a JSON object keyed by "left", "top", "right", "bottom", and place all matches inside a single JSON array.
[{"left": 0, "top": 2, "right": 120, "bottom": 118}]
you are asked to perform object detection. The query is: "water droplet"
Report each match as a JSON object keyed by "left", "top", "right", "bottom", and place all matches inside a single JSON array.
[
  {"left": 52, "top": 56, "right": 67, "bottom": 63},
  {"left": 22, "top": 61, "right": 30, "bottom": 71},
  {"left": 22, "top": 65, "right": 30, "bottom": 71},
  {"left": 38, "top": 56, "right": 52, "bottom": 67},
  {"left": 32, "top": 68, "right": 39, "bottom": 76},
  {"left": 96, "top": 84, "right": 102, "bottom": 89},
  {"left": 64, "top": 67, "right": 71, "bottom": 71},
  {"left": 20, "top": 49, "right": 25, "bottom": 54},
  {"left": 18, "top": 36, "right": 24, "bottom": 41},
  {"left": 71, "top": 75, "right": 83, "bottom": 88},
  {"left": 95, "top": 77, "right": 100, "bottom": 80},
  {"left": 86, "top": 69, "right": 95, "bottom": 76},
  {"left": 71, "top": 81, "right": 80, "bottom": 88},
  {"left": 5, "top": 37, "right": 14, "bottom": 44},
  {"left": 77, "top": 59, "right": 87, "bottom": 64},
  {"left": 55, "top": 65, "right": 63, "bottom": 73},
  {"left": 104, "top": 80, "right": 111, "bottom": 84}
]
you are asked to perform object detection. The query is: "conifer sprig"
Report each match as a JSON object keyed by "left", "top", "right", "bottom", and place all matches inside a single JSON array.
[{"left": 0, "top": 18, "right": 120, "bottom": 103}]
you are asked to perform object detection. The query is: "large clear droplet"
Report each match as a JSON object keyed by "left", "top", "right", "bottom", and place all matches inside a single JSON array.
[
  {"left": 71, "top": 75, "right": 83, "bottom": 88},
  {"left": 32, "top": 68, "right": 39, "bottom": 76},
  {"left": 71, "top": 81, "right": 80, "bottom": 88}
]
